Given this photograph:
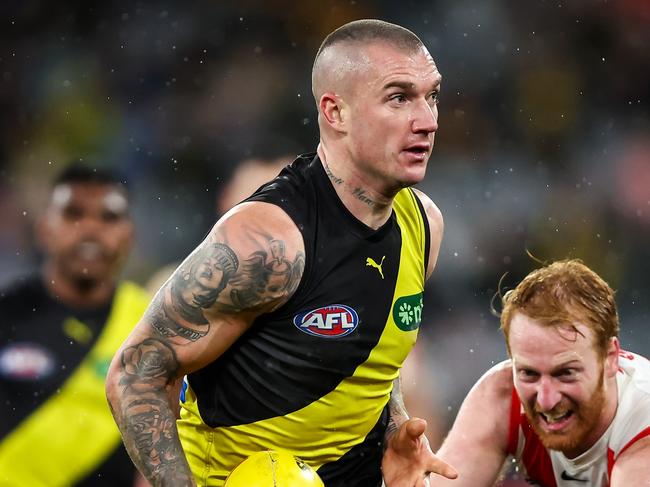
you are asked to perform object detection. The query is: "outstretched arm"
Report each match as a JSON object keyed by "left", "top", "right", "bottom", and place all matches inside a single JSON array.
[
  {"left": 430, "top": 362, "right": 512, "bottom": 487},
  {"left": 382, "top": 375, "right": 457, "bottom": 487},
  {"left": 105, "top": 202, "right": 304, "bottom": 486},
  {"left": 108, "top": 337, "right": 189, "bottom": 486}
]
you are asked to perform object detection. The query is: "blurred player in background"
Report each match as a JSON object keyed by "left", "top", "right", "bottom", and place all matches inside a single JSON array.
[
  {"left": 107, "top": 19, "right": 456, "bottom": 486},
  {"left": 0, "top": 164, "right": 150, "bottom": 486},
  {"left": 431, "top": 259, "right": 650, "bottom": 486},
  {"left": 216, "top": 155, "right": 293, "bottom": 215}
]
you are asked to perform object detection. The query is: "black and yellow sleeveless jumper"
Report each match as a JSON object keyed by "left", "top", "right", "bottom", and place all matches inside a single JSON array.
[
  {"left": 0, "top": 278, "right": 150, "bottom": 486},
  {"left": 178, "top": 153, "right": 431, "bottom": 486}
]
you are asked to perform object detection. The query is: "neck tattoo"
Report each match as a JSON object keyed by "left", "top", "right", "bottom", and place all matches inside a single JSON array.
[
  {"left": 352, "top": 187, "right": 375, "bottom": 207},
  {"left": 323, "top": 162, "right": 376, "bottom": 208},
  {"left": 324, "top": 161, "right": 344, "bottom": 185}
]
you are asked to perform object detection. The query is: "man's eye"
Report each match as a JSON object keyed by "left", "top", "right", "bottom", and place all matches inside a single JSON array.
[
  {"left": 63, "top": 207, "right": 83, "bottom": 220},
  {"left": 102, "top": 211, "right": 122, "bottom": 223},
  {"left": 390, "top": 94, "right": 407, "bottom": 103},
  {"left": 558, "top": 369, "right": 577, "bottom": 378},
  {"left": 428, "top": 91, "right": 440, "bottom": 105},
  {"left": 519, "top": 369, "right": 539, "bottom": 380}
]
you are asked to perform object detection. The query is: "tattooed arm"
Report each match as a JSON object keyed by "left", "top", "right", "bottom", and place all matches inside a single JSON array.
[
  {"left": 106, "top": 202, "right": 305, "bottom": 486},
  {"left": 385, "top": 375, "right": 410, "bottom": 447},
  {"left": 381, "top": 375, "right": 457, "bottom": 486}
]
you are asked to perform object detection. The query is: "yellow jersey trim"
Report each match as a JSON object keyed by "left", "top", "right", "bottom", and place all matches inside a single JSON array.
[
  {"left": 179, "top": 188, "right": 428, "bottom": 486},
  {"left": 0, "top": 282, "right": 149, "bottom": 486}
]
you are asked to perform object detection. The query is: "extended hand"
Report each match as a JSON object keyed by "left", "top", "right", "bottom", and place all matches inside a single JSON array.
[{"left": 382, "top": 418, "right": 457, "bottom": 487}]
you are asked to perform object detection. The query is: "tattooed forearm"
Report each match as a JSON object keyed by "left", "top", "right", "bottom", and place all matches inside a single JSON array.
[
  {"left": 385, "top": 376, "right": 409, "bottom": 448},
  {"left": 111, "top": 338, "right": 195, "bottom": 486},
  {"left": 119, "top": 338, "right": 179, "bottom": 391}
]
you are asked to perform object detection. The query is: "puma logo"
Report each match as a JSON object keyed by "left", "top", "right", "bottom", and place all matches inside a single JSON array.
[{"left": 366, "top": 256, "right": 386, "bottom": 279}]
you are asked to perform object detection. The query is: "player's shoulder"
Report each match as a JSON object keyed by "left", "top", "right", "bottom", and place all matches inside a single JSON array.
[
  {"left": 220, "top": 200, "right": 300, "bottom": 234},
  {"left": 0, "top": 274, "right": 44, "bottom": 308},
  {"left": 410, "top": 187, "right": 443, "bottom": 231},
  {"left": 619, "top": 351, "right": 650, "bottom": 392},
  {"left": 471, "top": 359, "right": 514, "bottom": 404},
  {"left": 233, "top": 153, "right": 317, "bottom": 235},
  {"left": 609, "top": 351, "right": 650, "bottom": 455},
  {"left": 616, "top": 351, "right": 650, "bottom": 415},
  {"left": 246, "top": 152, "right": 314, "bottom": 202},
  {"left": 444, "top": 359, "right": 513, "bottom": 458},
  {"left": 211, "top": 201, "right": 305, "bottom": 262}
]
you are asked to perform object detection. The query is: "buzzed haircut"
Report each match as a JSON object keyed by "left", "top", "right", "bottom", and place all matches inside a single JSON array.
[
  {"left": 54, "top": 163, "right": 130, "bottom": 196},
  {"left": 312, "top": 20, "right": 426, "bottom": 103},
  {"left": 314, "top": 19, "right": 424, "bottom": 62}
]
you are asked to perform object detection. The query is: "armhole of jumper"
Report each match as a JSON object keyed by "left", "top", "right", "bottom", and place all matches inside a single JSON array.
[
  {"left": 237, "top": 198, "right": 310, "bottom": 316},
  {"left": 507, "top": 386, "right": 521, "bottom": 456},
  {"left": 409, "top": 188, "right": 431, "bottom": 274},
  {"left": 616, "top": 426, "right": 650, "bottom": 459}
]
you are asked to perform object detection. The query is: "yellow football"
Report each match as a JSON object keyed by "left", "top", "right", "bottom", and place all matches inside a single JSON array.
[{"left": 224, "top": 450, "right": 324, "bottom": 487}]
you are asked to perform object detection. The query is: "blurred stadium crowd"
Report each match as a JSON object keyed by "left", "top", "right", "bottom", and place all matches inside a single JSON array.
[{"left": 1, "top": 0, "right": 649, "bottom": 481}]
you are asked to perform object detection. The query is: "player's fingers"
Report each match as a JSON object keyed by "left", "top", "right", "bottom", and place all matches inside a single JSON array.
[
  {"left": 404, "top": 417, "right": 427, "bottom": 440},
  {"left": 427, "top": 456, "right": 458, "bottom": 480}
]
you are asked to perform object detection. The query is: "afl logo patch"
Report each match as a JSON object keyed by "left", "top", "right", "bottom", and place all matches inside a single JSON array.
[
  {"left": 0, "top": 342, "right": 56, "bottom": 381},
  {"left": 293, "top": 304, "right": 359, "bottom": 338}
]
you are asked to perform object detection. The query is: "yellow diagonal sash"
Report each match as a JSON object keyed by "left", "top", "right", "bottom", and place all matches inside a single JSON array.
[{"left": 0, "top": 282, "right": 149, "bottom": 486}]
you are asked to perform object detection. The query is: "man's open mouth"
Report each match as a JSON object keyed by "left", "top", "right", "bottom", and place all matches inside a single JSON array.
[{"left": 540, "top": 410, "right": 573, "bottom": 426}]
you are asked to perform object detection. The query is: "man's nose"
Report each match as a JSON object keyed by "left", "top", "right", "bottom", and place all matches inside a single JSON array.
[
  {"left": 536, "top": 377, "right": 562, "bottom": 411},
  {"left": 412, "top": 99, "right": 438, "bottom": 134},
  {"left": 74, "top": 215, "right": 105, "bottom": 235}
]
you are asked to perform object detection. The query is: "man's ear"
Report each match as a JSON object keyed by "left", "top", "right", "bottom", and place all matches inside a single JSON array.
[
  {"left": 605, "top": 337, "right": 620, "bottom": 378},
  {"left": 318, "top": 93, "right": 347, "bottom": 134}
]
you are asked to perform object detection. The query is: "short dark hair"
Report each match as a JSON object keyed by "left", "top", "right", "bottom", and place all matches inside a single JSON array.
[
  {"left": 315, "top": 19, "right": 424, "bottom": 62},
  {"left": 54, "top": 163, "right": 130, "bottom": 194}
]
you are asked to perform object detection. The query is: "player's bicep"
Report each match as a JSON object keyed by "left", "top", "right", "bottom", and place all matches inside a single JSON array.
[{"left": 124, "top": 201, "right": 305, "bottom": 376}]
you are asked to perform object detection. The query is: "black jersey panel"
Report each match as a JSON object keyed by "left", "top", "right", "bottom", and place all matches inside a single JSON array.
[
  {"left": 190, "top": 154, "right": 404, "bottom": 427},
  {"left": 316, "top": 403, "right": 388, "bottom": 487},
  {"left": 0, "top": 275, "right": 111, "bottom": 438}
]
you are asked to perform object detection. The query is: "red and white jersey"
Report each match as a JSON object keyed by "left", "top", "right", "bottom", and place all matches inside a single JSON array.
[{"left": 506, "top": 351, "right": 650, "bottom": 487}]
